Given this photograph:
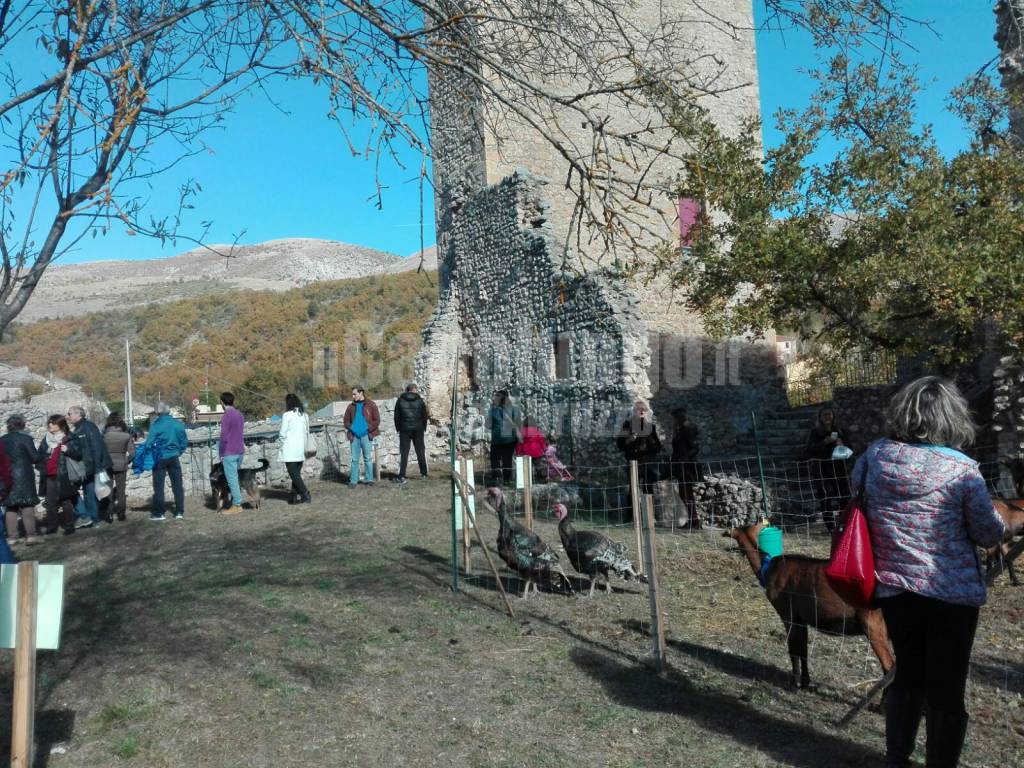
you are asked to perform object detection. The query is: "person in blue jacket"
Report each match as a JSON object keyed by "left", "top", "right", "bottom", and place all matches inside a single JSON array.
[{"left": 143, "top": 403, "right": 189, "bottom": 520}]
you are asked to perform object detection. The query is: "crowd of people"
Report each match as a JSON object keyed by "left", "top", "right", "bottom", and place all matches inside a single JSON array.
[
  {"left": 0, "top": 380, "right": 438, "bottom": 537},
  {"left": 0, "top": 406, "right": 136, "bottom": 549},
  {"left": 0, "top": 372, "right": 1004, "bottom": 767}
]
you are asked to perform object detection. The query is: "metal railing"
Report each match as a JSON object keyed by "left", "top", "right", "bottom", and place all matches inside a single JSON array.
[{"left": 786, "top": 351, "right": 899, "bottom": 407}]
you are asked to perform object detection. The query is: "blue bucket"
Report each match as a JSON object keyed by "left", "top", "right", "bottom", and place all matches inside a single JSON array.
[{"left": 758, "top": 526, "right": 783, "bottom": 558}]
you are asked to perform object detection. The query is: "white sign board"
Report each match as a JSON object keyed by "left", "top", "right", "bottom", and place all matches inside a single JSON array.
[
  {"left": 453, "top": 459, "right": 476, "bottom": 531},
  {"left": 0, "top": 564, "right": 65, "bottom": 650}
]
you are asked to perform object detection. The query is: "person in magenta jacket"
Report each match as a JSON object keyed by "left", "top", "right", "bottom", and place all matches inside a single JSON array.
[
  {"left": 218, "top": 392, "right": 246, "bottom": 514},
  {"left": 851, "top": 376, "right": 1005, "bottom": 768}
]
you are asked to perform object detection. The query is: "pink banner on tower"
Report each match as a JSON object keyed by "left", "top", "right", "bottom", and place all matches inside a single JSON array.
[{"left": 678, "top": 197, "right": 702, "bottom": 246}]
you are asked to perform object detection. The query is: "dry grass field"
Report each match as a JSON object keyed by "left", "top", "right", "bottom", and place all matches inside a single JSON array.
[{"left": 0, "top": 475, "right": 1019, "bottom": 767}]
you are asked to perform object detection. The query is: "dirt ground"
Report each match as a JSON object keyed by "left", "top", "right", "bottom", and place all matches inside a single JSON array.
[{"left": 0, "top": 474, "right": 1020, "bottom": 767}]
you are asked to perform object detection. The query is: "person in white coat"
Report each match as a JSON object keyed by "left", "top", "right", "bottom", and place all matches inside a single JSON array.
[{"left": 278, "top": 393, "right": 311, "bottom": 505}]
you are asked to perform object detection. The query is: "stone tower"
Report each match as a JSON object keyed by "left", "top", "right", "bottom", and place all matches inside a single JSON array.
[
  {"left": 997, "top": 0, "right": 1024, "bottom": 142},
  {"left": 417, "top": 0, "right": 786, "bottom": 462}
]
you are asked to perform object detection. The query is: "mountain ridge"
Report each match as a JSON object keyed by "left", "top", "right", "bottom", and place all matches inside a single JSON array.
[{"left": 20, "top": 238, "right": 438, "bottom": 322}]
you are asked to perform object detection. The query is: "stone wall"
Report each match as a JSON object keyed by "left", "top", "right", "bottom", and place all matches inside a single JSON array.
[
  {"left": 993, "top": 351, "right": 1024, "bottom": 462},
  {"left": 416, "top": 172, "right": 647, "bottom": 465},
  {"left": 415, "top": 170, "right": 788, "bottom": 466},
  {"left": 832, "top": 384, "right": 900, "bottom": 453}
]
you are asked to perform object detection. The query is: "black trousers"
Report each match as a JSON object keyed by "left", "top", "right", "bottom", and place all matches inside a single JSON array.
[
  {"left": 879, "top": 591, "right": 979, "bottom": 716},
  {"left": 398, "top": 430, "right": 427, "bottom": 479},
  {"left": 152, "top": 456, "right": 185, "bottom": 517},
  {"left": 489, "top": 443, "right": 516, "bottom": 486},
  {"left": 286, "top": 461, "right": 309, "bottom": 498},
  {"left": 44, "top": 483, "right": 76, "bottom": 533}
]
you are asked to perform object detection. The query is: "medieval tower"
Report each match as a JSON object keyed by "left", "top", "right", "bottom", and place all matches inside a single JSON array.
[{"left": 416, "top": 0, "right": 785, "bottom": 462}]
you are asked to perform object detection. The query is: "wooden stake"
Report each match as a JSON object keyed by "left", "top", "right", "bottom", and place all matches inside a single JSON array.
[
  {"left": 451, "top": 469, "right": 516, "bottom": 619},
  {"left": 522, "top": 456, "right": 533, "bottom": 531},
  {"left": 630, "top": 461, "right": 645, "bottom": 575},
  {"left": 373, "top": 442, "right": 381, "bottom": 483},
  {"left": 11, "top": 561, "right": 37, "bottom": 768},
  {"left": 641, "top": 495, "right": 666, "bottom": 673},
  {"left": 836, "top": 666, "right": 896, "bottom": 729},
  {"left": 460, "top": 457, "right": 472, "bottom": 575}
]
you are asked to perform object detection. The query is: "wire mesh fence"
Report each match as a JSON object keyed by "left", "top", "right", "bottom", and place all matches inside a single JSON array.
[{"left": 448, "top": 449, "right": 1024, "bottom": 746}]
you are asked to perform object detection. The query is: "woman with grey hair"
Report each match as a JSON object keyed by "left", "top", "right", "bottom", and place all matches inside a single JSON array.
[
  {"left": 0, "top": 415, "right": 42, "bottom": 545},
  {"left": 850, "top": 376, "right": 1005, "bottom": 768}
]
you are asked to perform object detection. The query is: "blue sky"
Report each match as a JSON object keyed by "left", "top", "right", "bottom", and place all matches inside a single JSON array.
[{"left": 39, "top": 1, "right": 1001, "bottom": 265}]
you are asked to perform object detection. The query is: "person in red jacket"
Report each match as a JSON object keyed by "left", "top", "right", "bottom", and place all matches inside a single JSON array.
[
  {"left": 514, "top": 417, "right": 548, "bottom": 460},
  {"left": 343, "top": 387, "right": 381, "bottom": 486}
]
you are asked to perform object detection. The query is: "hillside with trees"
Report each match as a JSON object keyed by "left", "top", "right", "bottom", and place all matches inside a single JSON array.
[{"left": 0, "top": 271, "right": 438, "bottom": 419}]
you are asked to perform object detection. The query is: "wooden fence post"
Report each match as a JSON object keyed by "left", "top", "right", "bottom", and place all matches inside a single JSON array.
[
  {"left": 451, "top": 469, "right": 516, "bottom": 619},
  {"left": 642, "top": 495, "right": 666, "bottom": 673},
  {"left": 374, "top": 441, "right": 381, "bottom": 483},
  {"left": 522, "top": 455, "right": 533, "bottom": 531},
  {"left": 630, "top": 461, "right": 645, "bottom": 575},
  {"left": 11, "top": 561, "right": 38, "bottom": 768}
]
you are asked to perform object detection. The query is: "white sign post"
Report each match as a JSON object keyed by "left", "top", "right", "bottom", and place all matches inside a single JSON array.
[{"left": 0, "top": 563, "right": 65, "bottom": 768}]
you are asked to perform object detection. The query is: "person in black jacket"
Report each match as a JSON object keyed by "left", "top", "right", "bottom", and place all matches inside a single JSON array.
[
  {"left": 804, "top": 406, "right": 851, "bottom": 532},
  {"left": 393, "top": 383, "right": 429, "bottom": 484},
  {"left": 671, "top": 407, "right": 705, "bottom": 530},
  {"left": 616, "top": 400, "right": 662, "bottom": 494},
  {"left": 37, "top": 415, "right": 77, "bottom": 535},
  {"left": 1, "top": 415, "right": 41, "bottom": 545},
  {"left": 66, "top": 405, "right": 113, "bottom": 529}
]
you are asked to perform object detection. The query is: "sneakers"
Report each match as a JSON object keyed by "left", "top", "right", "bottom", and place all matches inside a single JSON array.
[
  {"left": 221, "top": 505, "right": 242, "bottom": 515},
  {"left": 74, "top": 518, "right": 94, "bottom": 529},
  {"left": 24, "top": 536, "right": 41, "bottom": 546},
  {"left": 150, "top": 515, "right": 166, "bottom": 522},
  {"left": 173, "top": 514, "right": 184, "bottom": 520},
  {"left": 393, "top": 477, "right": 408, "bottom": 485}
]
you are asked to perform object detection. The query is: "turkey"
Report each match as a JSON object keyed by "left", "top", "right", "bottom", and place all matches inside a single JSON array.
[
  {"left": 486, "top": 487, "right": 573, "bottom": 598},
  {"left": 553, "top": 503, "right": 647, "bottom": 597}
]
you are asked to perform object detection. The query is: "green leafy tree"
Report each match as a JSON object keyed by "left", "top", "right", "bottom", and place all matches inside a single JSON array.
[{"left": 657, "top": 54, "right": 1024, "bottom": 367}]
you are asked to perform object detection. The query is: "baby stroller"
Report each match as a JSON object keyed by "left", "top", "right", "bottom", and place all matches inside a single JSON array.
[{"left": 542, "top": 445, "right": 573, "bottom": 482}]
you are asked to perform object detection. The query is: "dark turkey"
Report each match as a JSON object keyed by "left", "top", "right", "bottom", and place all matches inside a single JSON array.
[
  {"left": 553, "top": 503, "right": 647, "bottom": 597},
  {"left": 486, "top": 487, "right": 572, "bottom": 598}
]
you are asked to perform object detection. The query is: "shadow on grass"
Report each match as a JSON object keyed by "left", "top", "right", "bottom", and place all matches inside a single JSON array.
[
  {"left": 571, "top": 646, "right": 881, "bottom": 768},
  {"left": 0, "top": 701, "right": 75, "bottom": 767},
  {"left": 618, "top": 618, "right": 792, "bottom": 688},
  {"left": 22, "top": 522, "right": 448, "bottom": 761},
  {"left": 400, "top": 544, "right": 591, "bottom": 598},
  {"left": 968, "top": 657, "right": 1024, "bottom": 695}
]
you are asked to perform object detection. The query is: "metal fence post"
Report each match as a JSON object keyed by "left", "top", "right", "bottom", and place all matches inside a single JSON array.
[{"left": 751, "top": 411, "right": 770, "bottom": 522}]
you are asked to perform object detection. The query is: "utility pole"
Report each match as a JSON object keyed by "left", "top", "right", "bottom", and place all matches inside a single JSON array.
[{"left": 125, "top": 340, "right": 134, "bottom": 425}]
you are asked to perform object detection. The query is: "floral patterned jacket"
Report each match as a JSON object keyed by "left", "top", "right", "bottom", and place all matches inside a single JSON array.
[{"left": 851, "top": 439, "right": 1006, "bottom": 607}]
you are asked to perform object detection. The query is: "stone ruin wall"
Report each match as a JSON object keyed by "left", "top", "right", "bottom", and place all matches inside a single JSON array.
[
  {"left": 417, "top": 0, "right": 789, "bottom": 465},
  {"left": 415, "top": 169, "right": 790, "bottom": 465},
  {"left": 416, "top": 172, "right": 647, "bottom": 464}
]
